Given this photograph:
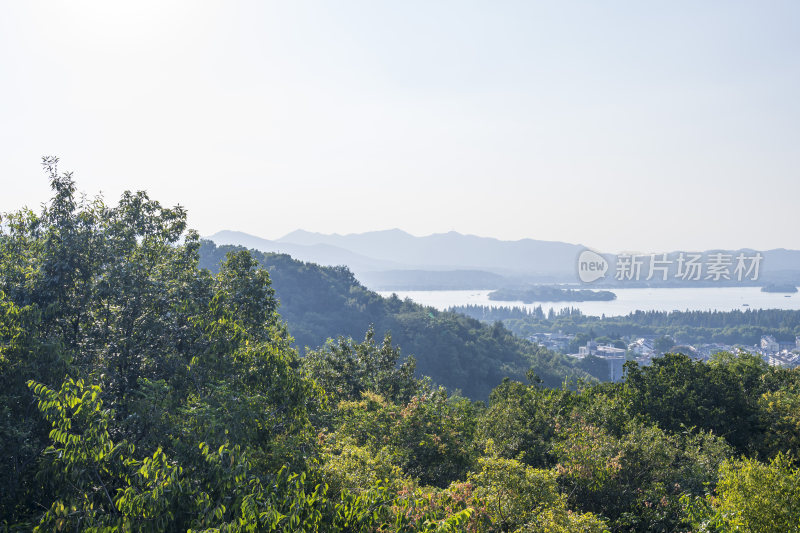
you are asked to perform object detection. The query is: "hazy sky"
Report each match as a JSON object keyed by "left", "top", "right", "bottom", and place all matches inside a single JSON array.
[{"left": 2, "top": 1, "right": 799, "bottom": 252}]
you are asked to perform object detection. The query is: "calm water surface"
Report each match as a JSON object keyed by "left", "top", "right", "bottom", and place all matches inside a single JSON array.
[{"left": 376, "top": 287, "right": 800, "bottom": 317}]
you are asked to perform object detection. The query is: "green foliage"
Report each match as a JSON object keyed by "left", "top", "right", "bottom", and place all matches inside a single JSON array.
[
  {"left": 684, "top": 454, "right": 800, "bottom": 532},
  {"left": 0, "top": 162, "right": 320, "bottom": 528},
  {"left": 27, "top": 377, "right": 484, "bottom": 532},
  {"left": 4, "top": 163, "right": 800, "bottom": 532},
  {"left": 553, "top": 416, "right": 731, "bottom": 532},
  {"left": 391, "top": 392, "right": 480, "bottom": 487},
  {"left": 303, "top": 326, "right": 420, "bottom": 405},
  {"left": 319, "top": 436, "right": 407, "bottom": 496},
  {"left": 624, "top": 352, "right": 768, "bottom": 454},
  {"left": 759, "top": 382, "right": 800, "bottom": 458},
  {"left": 470, "top": 442, "right": 608, "bottom": 532},
  {"left": 0, "top": 293, "right": 68, "bottom": 521},
  {"left": 28, "top": 377, "right": 191, "bottom": 532},
  {"left": 477, "top": 379, "right": 576, "bottom": 468},
  {"left": 331, "top": 389, "right": 480, "bottom": 488}
]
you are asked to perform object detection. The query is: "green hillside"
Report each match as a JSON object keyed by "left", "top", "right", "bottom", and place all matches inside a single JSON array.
[{"left": 199, "top": 241, "right": 590, "bottom": 399}]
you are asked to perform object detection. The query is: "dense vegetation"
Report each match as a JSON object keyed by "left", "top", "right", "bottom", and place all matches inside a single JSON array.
[
  {"left": 453, "top": 304, "right": 800, "bottom": 347},
  {"left": 198, "top": 243, "right": 589, "bottom": 399},
  {"left": 488, "top": 287, "right": 616, "bottom": 302},
  {"left": 3, "top": 163, "right": 800, "bottom": 531}
]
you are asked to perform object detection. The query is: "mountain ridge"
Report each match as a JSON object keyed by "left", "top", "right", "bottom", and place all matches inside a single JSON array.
[
  {"left": 211, "top": 229, "right": 585, "bottom": 276},
  {"left": 206, "top": 229, "right": 800, "bottom": 290}
]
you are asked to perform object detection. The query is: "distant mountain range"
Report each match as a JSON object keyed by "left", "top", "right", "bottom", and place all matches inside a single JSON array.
[
  {"left": 206, "top": 229, "right": 800, "bottom": 290},
  {"left": 275, "top": 229, "right": 583, "bottom": 275},
  {"left": 207, "top": 229, "right": 583, "bottom": 287},
  {"left": 207, "top": 230, "right": 406, "bottom": 273}
]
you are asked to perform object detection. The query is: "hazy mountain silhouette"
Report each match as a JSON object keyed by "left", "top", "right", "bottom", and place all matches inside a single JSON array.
[
  {"left": 276, "top": 229, "right": 584, "bottom": 275},
  {"left": 207, "top": 230, "right": 800, "bottom": 290},
  {"left": 206, "top": 230, "right": 406, "bottom": 273}
]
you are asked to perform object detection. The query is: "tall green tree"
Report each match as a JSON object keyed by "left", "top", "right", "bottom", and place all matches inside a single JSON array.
[{"left": 0, "top": 160, "right": 319, "bottom": 527}]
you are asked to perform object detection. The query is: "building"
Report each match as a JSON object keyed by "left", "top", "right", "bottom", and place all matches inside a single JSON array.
[
  {"left": 628, "top": 338, "right": 655, "bottom": 357},
  {"left": 596, "top": 345, "right": 626, "bottom": 358},
  {"left": 528, "top": 332, "right": 576, "bottom": 353},
  {"left": 573, "top": 342, "right": 627, "bottom": 382},
  {"left": 761, "top": 335, "right": 779, "bottom": 353}
]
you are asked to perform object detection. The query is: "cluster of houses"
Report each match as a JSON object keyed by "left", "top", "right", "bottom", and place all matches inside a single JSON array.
[
  {"left": 527, "top": 332, "right": 800, "bottom": 382},
  {"left": 757, "top": 335, "right": 800, "bottom": 367}
]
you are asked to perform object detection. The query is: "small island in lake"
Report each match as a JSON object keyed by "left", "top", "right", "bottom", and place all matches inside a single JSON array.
[
  {"left": 761, "top": 283, "right": 798, "bottom": 293},
  {"left": 488, "top": 286, "right": 617, "bottom": 302}
]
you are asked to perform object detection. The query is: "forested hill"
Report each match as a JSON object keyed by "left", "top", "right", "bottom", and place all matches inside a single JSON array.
[
  {"left": 6, "top": 167, "right": 800, "bottom": 531},
  {"left": 199, "top": 241, "right": 590, "bottom": 398}
]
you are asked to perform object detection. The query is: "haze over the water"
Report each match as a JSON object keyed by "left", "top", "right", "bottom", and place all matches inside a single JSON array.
[{"left": 2, "top": 1, "right": 799, "bottom": 252}]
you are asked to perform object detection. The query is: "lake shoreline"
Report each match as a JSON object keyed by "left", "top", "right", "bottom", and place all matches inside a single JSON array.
[{"left": 377, "top": 287, "right": 800, "bottom": 317}]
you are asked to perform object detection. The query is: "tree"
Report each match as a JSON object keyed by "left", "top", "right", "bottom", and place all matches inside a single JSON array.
[
  {"left": 554, "top": 416, "right": 730, "bottom": 532},
  {"left": 332, "top": 389, "right": 480, "bottom": 488},
  {"left": 685, "top": 454, "right": 800, "bottom": 533},
  {"left": 0, "top": 161, "right": 320, "bottom": 527},
  {"left": 0, "top": 294, "right": 68, "bottom": 521},
  {"left": 477, "top": 379, "right": 576, "bottom": 468},
  {"left": 470, "top": 441, "right": 608, "bottom": 532},
  {"left": 624, "top": 352, "right": 765, "bottom": 453},
  {"left": 303, "top": 326, "right": 420, "bottom": 405}
]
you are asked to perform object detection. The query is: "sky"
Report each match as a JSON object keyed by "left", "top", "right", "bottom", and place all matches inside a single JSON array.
[{"left": 1, "top": 1, "right": 799, "bottom": 253}]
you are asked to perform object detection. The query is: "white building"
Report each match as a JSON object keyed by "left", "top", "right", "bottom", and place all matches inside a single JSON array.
[{"left": 761, "top": 335, "right": 779, "bottom": 353}]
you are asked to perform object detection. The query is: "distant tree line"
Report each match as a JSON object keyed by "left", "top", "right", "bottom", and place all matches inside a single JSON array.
[{"left": 452, "top": 305, "right": 800, "bottom": 346}]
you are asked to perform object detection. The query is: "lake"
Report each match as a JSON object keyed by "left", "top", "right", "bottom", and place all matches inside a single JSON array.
[{"left": 377, "top": 287, "right": 800, "bottom": 317}]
